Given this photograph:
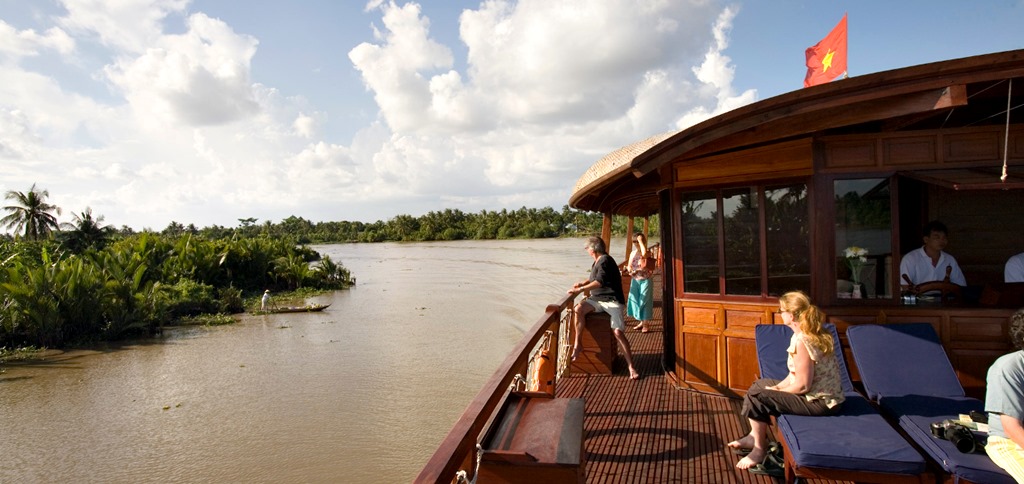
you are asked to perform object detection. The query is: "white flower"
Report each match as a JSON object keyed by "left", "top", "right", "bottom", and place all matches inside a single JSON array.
[
  {"left": 844, "top": 246, "right": 868, "bottom": 259},
  {"left": 844, "top": 246, "right": 868, "bottom": 284}
]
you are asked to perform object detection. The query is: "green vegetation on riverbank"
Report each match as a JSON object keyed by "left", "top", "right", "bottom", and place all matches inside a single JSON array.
[
  {"left": 1, "top": 184, "right": 657, "bottom": 350},
  {"left": 0, "top": 233, "right": 353, "bottom": 348}
]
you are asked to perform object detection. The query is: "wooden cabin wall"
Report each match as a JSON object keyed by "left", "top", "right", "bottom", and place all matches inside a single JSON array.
[{"left": 668, "top": 125, "right": 1024, "bottom": 399}]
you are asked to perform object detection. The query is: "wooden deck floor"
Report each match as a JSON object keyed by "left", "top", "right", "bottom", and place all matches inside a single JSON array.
[{"left": 555, "top": 295, "right": 851, "bottom": 483}]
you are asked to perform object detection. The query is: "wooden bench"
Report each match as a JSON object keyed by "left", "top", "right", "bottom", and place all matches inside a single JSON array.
[
  {"left": 570, "top": 312, "right": 616, "bottom": 375},
  {"left": 478, "top": 391, "right": 586, "bottom": 483}
]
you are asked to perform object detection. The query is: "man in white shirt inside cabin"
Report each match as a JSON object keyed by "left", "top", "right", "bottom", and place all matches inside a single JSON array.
[{"left": 899, "top": 220, "right": 966, "bottom": 290}]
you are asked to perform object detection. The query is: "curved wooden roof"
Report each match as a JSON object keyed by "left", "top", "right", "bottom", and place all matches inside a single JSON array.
[{"left": 570, "top": 49, "right": 1024, "bottom": 215}]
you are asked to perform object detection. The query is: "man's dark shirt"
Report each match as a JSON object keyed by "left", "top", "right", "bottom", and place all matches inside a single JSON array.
[{"left": 589, "top": 254, "right": 625, "bottom": 304}]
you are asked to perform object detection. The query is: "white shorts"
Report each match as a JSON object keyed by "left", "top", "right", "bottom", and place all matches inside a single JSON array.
[{"left": 584, "top": 299, "right": 626, "bottom": 332}]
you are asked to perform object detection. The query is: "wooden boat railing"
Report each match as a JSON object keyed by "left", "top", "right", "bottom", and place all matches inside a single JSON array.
[{"left": 414, "top": 292, "right": 577, "bottom": 484}]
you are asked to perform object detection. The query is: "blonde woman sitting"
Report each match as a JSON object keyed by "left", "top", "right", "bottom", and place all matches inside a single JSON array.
[{"left": 728, "top": 291, "right": 845, "bottom": 472}]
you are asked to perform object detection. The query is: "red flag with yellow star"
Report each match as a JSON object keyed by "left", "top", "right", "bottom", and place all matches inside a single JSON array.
[{"left": 804, "top": 14, "right": 847, "bottom": 87}]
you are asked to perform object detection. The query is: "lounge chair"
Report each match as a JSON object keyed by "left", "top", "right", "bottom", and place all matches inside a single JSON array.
[
  {"left": 754, "top": 323, "right": 928, "bottom": 484},
  {"left": 846, "top": 322, "right": 1015, "bottom": 484}
]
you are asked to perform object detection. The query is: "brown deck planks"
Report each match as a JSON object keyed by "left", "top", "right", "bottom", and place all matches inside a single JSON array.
[{"left": 556, "top": 281, "right": 852, "bottom": 483}]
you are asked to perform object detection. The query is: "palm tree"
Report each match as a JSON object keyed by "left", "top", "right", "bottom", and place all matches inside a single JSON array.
[
  {"left": 60, "top": 207, "right": 114, "bottom": 252},
  {"left": 1, "top": 183, "right": 61, "bottom": 240}
]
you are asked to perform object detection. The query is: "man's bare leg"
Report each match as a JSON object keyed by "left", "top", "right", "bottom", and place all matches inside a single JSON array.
[
  {"left": 571, "top": 302, "right": 592, "bottom": 361},
  {"left": 613, "top": 328, "right": 639, "bottom": 379}
]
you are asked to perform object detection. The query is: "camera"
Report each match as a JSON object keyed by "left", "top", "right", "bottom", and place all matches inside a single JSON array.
[{"left": 930, "top": 419, "right": 977, "bottom": 454}]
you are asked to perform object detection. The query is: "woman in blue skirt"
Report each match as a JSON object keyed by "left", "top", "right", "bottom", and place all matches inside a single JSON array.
[{"left": 627, "top": 233, "right": 654, "bottom": 333}]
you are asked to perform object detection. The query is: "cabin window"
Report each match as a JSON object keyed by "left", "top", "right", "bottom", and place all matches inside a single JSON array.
[
  {"left": 681, "top": 191, "right": 719, "bottom": 294},
  {"left": 723, "top": 187, "right": 761, "bottom": 295},
  {"left": 766, "top": 184, "right": 810, "bottom": 296},
  {"left": 681, "top": 183, "right": 810, "bottom": 297},
  {"left": 834, "top": 178, "right": 893, "bottom": 299}
]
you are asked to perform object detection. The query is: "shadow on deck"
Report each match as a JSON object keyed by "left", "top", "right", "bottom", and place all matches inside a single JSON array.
[{"left": 555, "top": 291, "right": 851, "bottom": 483}]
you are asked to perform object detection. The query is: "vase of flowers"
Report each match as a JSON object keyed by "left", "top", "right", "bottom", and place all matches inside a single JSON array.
[{"left": 844, "top": 246, "right": 868, "bottom": 298}]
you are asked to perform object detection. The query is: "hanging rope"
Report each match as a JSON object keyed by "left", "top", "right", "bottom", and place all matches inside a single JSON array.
[{"left": 1003, "top": 79, "right": 1012, "bottom": 182}]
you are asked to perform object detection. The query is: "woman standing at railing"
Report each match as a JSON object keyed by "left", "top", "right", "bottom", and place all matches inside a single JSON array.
[{"left": 627, "top": 233, "right": 653, "bottom": 333}]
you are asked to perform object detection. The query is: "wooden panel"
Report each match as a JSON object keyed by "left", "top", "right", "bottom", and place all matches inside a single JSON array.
[
  {"left": 946, "top": 131, "right": 1000, "bottom": 162},
  {"left": 674, "top": 138, "right": 812, "bottom": 187},
  {"left": 1012, "top": 130, "right": 1024, "bottom": 158},
  {"left": 825, "top": 313, "right": 878, "bottom": 326},
  {"left": 682, "top": 306, "right": 718, "bottom": 328},
  {"left": 726, "top": 336, "right": 760, "bottom": 393},
  {"left": 570, "top": 314, "right": 615, "bottom": 375},
  {"left": 824, "top": 140, "right": 877, "bottom": 169},
  {"left": 821, "top": 126, "right": 1024, "bottom": 172},
  {"left": 948, "top": 315, "right": 1010, "bottom": 346},
  {"left": 682, "top": 332, "right": 720, "bottom": 390},
  {"left": 883, "top": 136, "right": 935, "bottom": 166},
  {"left": 478, "top": 393, "right": 585, "bottom": 483},
  {"left": 950, "top": 348, "right": 1007, "bottom": 400},
  {"left": 882, "top": 313, "right": 942, "bottom": 327},
  {"left": 724, "top": 308, "right": 766, "bottom": 330}
]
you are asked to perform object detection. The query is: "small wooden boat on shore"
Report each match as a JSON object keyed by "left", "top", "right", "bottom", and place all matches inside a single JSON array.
[{"left": 253, "top": 304, "right": 330, "bottom": 315}]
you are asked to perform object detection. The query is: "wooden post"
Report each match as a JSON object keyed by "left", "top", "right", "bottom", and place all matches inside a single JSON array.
[
  {"left": 601, "top": 213, "right": 613, "bottom": 255},
  {"left": 625, "top": 217, "right": 635, "bottom": 263}
]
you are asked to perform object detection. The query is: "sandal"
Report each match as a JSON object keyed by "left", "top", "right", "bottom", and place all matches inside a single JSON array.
[
  {"left": 765, "top": 442, "right": 786, "bottom": 468},
  {"left": 746, "top": 462, "right": 784, "bottom": 477}
]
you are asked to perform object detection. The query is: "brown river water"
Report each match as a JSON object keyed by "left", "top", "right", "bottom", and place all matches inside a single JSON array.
[{"left": 0, "top": 237, "right": 629, "bottom": 483}]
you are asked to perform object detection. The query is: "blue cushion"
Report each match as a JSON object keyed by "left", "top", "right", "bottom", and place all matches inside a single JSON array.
[
  {"left": 879, "top": 394, "right": 982, "bottom": 419},
  {"left": 897, "top": 412, "right": 1017, "bottom": 484},
  {"left": 847, "top": 324, "right": 1015, "bottom": 483},
  {"left": 847, "top": 323, "right": 965, "bottom": 400},
  {"left": 755, "top": 324, "right": 926, "bottom": 476},
  {"left": 776, "top": 393, "right": 926, "bottom": 474}
]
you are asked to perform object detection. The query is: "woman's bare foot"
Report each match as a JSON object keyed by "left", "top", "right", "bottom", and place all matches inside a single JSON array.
[
  {"left": 570, "top": 345, "right": 582, "bottom": 361},
  {"left": 735, "top": 448, "right": 766, "bottom": 470},
  {"left": 629, "top": 367, "right": 640, "bottom": 380},
  {"left": 632, "top": 323, "right": 644, "bottom": 331},
  {"left": 727, "top": 434, "right": 755, "bottom": 451}
]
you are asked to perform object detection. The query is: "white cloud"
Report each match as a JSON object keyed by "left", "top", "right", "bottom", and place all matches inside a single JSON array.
[
  {"left": 0, "top": 21, "right": 75, "bottom": 60},
  {"left": 58, "top": 0, "right": 189, "bottom": 53},
  {"left": 676, "top": 5, "right": 757, "bottom": 129},
  {"left": 350, "top": 0, "right": 752, "bottom": 199},
  {"left": 103, "top": 12, "right": 260, "bottom": 127},
  {"left": 293, "top": 113, "right": 317, "bottom": 138},
  {"left": 349, "top": 2, "right": 455, "bottom": 133},
  {"left": 0, "top": 0, "right": 757, "bottom": 231}
]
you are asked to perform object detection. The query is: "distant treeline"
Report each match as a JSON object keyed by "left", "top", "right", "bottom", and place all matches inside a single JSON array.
[{"left": 136, "top": 205, "right": 660, "bottom": 244}]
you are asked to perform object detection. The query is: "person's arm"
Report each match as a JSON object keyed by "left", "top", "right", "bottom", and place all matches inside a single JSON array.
[
  {"left": 1001, "top": 414, "right": 1024, "bottom": 448},
  {"left": 948, "top": 257, "right": 967, "bottom": 286},
  {"left": 772, "top": 340, "right": 815, "bottom": 394},
  {"left": 899, "top": 253, "right": 914, "bottom": 290},
  {"left": 570, "top": 279, "right": 602, "bottom": 295}
]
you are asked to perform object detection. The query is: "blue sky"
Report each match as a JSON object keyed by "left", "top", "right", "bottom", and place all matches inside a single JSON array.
[{"left": 0, "top": 1, "right": 1021, "bottom": 231}]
